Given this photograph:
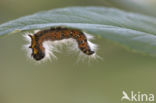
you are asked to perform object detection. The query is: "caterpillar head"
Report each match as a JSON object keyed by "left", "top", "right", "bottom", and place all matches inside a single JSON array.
[{"left": 28, "top": 35, "right": 45, "bottom": 61}]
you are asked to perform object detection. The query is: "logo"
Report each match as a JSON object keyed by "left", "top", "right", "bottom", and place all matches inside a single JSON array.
[{"left": 121, "top": 91, "right": 154, "bottom": 102}]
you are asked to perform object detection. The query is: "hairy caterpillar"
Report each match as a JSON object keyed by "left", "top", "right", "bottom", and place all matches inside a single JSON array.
[{"left": 24, "top": 26, "right": 98, "bottom": 62}]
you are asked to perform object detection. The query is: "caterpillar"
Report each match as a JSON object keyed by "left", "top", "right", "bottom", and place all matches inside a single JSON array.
[{"left": 24, "top": 26, "right": 98, "bottom": 62}]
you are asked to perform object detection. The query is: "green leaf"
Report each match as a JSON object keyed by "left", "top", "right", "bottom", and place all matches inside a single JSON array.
[{"left": 0, "top": 6, "right": 156, "bottom": 56}]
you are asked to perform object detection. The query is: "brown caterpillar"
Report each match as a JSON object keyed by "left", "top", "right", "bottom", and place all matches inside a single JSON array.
[{"left": 24, "top": 26, "right": 97, "bottom": 61}]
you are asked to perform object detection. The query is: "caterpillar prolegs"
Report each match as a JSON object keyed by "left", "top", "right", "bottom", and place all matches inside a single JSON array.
[{"left": 24, "top": 26, "right": 98, "bottom": 62}]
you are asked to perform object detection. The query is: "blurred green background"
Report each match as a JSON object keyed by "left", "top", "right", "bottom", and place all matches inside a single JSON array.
[{"left": 0, "top": 0, "right": 156, "bottom": 103}]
